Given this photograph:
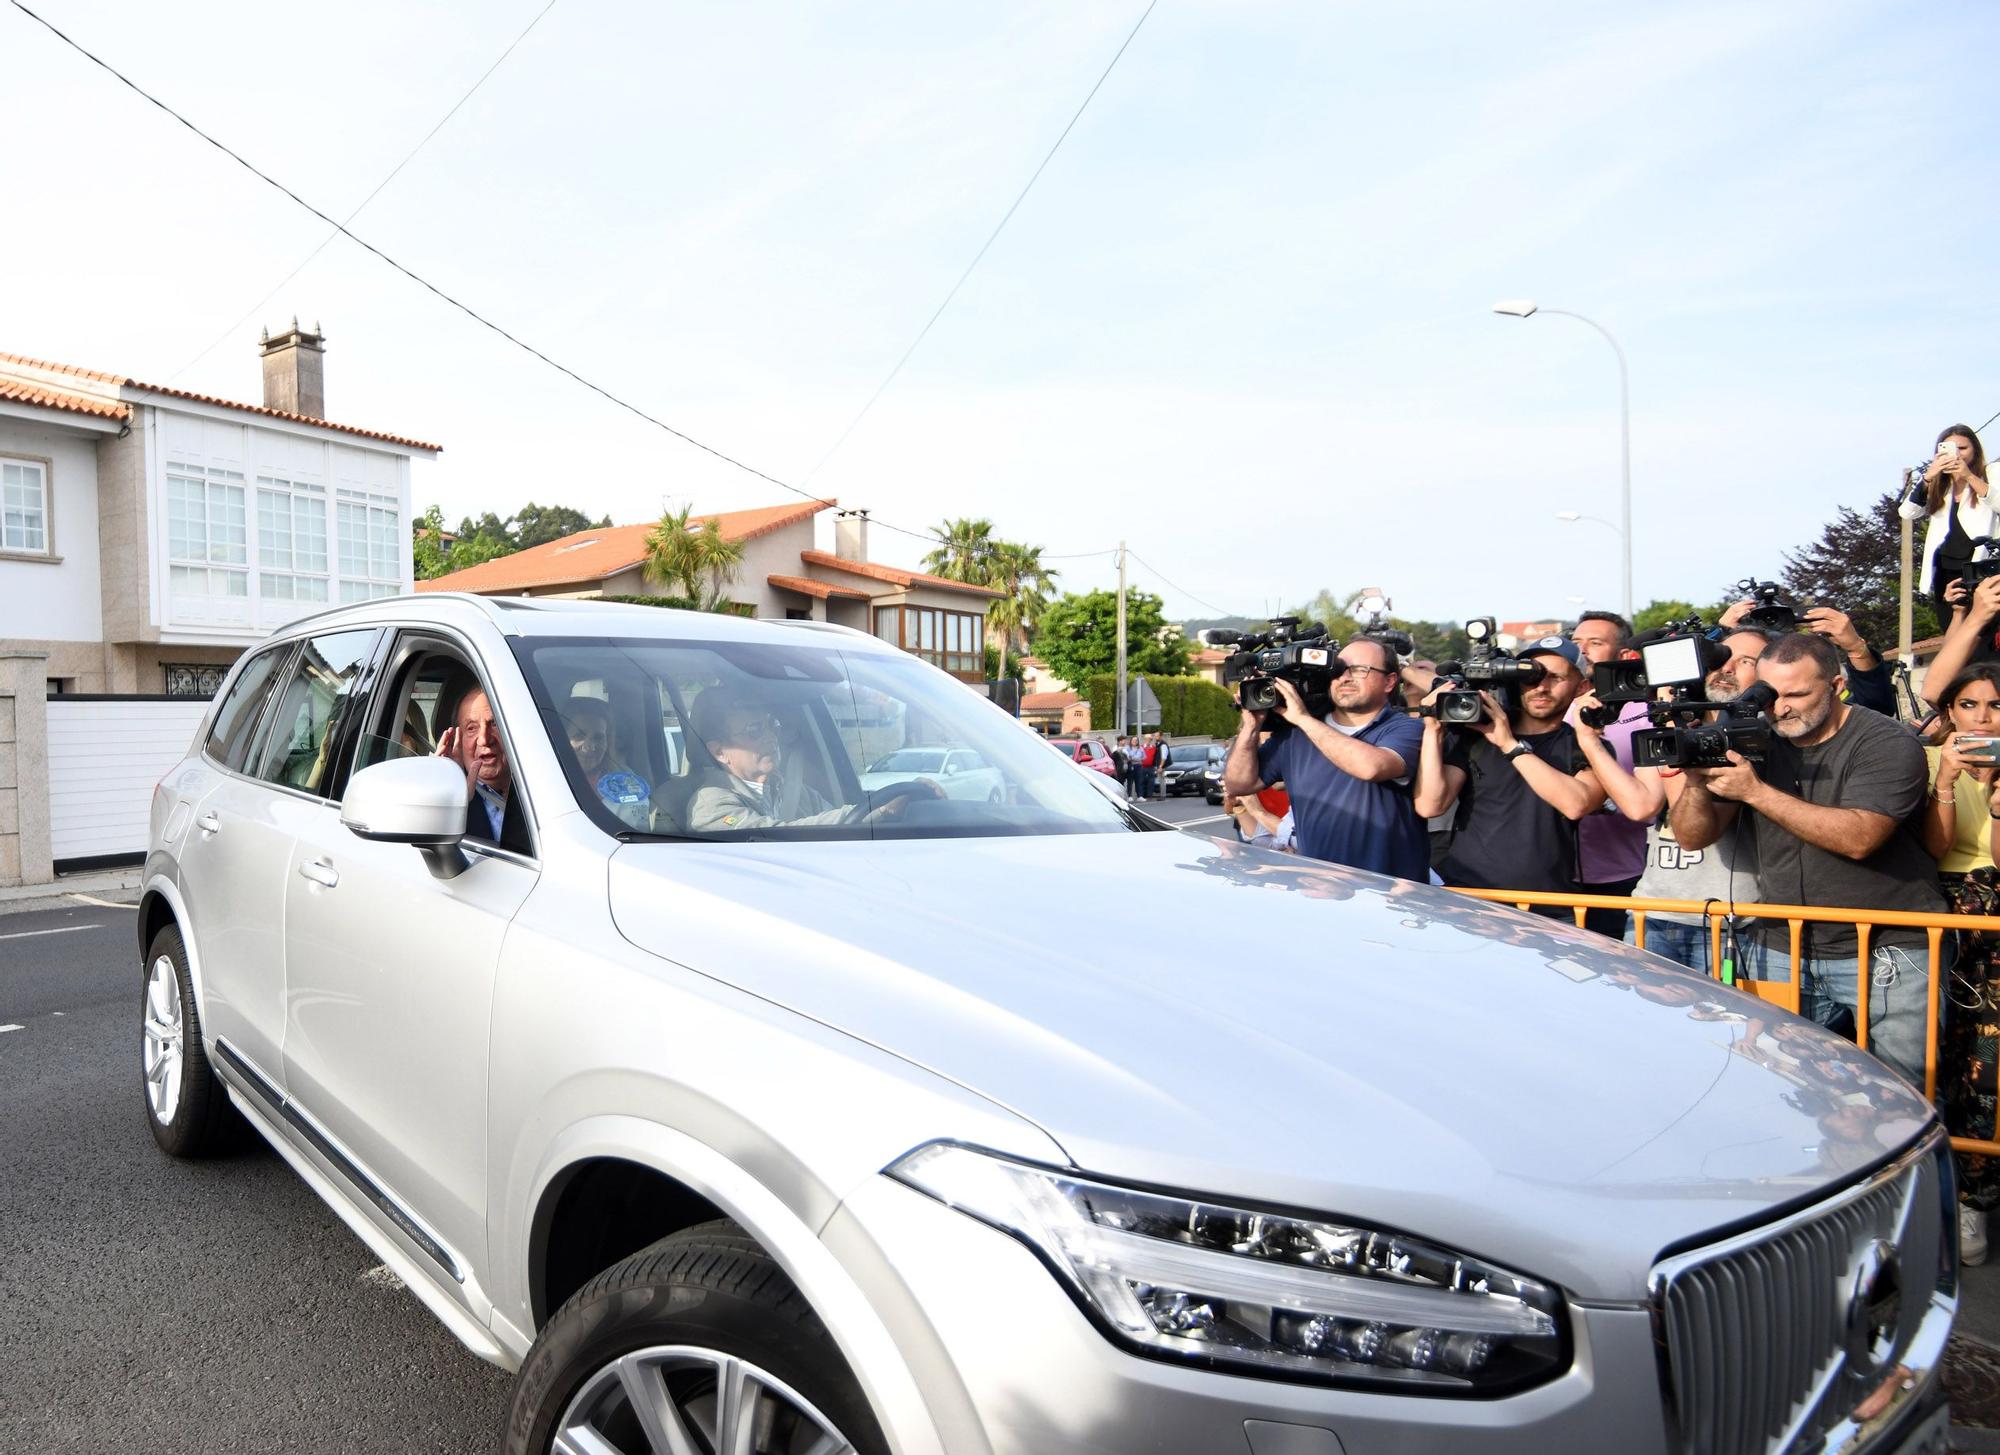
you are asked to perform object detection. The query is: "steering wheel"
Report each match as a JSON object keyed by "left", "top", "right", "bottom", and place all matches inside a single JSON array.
[{"left": 855, "top": 777, "right": 946, "bottom": 821}]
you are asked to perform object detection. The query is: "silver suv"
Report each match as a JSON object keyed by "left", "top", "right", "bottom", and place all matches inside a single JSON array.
[{"left": 139, "top": 593, "right": 1956, "bottom": 1455}]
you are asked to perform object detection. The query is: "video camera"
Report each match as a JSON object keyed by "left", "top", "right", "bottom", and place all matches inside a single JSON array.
[
  {"left": 1422, "top": 617, "right": 1545, "bottom": 724},
  {"left": 1353, "top": 589, "right": 1416, "bottom": 662},
  {"left": 1734, "top": 578, "right": 1802, "bottom": 632},
  {"left": 1207, "top": 616, "right": 1339, "bottom": 715},
  {"left": 1605, "top": 621, "right": 1777, "bottom": 769},
  {"left": 1963, "top": 536, "right": 2000, "bottom": 589},
  {"left": 1577, "top": 613, "right": 1711, "bottom": 728}
]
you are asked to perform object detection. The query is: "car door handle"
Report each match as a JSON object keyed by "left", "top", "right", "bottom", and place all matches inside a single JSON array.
[
  {"left": 298, "top": 858, "right": 339, "bottom": 889},
  {"left": 196, "top": 812, "right": 221, "bottom": 835}
]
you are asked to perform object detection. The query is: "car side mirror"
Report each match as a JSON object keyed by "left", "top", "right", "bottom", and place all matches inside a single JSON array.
[
  {"left": 944, "top": 762, "right": 959, "bottom": 775},
  {"left": 340, "top": 757, "right": 472, "bottom": 880}
]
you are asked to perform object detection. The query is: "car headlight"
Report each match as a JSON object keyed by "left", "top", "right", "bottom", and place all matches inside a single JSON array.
[{"left": 887, "top": 1144, "right": 1567, "bottom": 1394}]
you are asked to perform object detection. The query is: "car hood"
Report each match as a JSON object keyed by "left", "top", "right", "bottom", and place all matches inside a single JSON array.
[{"left": 607, "top": 831, "right": 1933, "bottom": 1300}]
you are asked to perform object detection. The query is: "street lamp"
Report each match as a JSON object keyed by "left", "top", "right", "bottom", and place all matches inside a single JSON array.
[{"left": 1495, "top": 300, "right": 1632, "bottom": 620}]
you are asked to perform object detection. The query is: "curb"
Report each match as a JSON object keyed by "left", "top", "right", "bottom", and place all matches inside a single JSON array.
[{"left": 0, "top": 868, "right": 142, "bottom": 916}]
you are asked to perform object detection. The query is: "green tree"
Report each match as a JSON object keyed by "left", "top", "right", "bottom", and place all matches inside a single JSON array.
[
  {"left": 1288, "top": 587, "right": 1365, "bottom": 642},
  {"left": 692, "top": 517, "right": 746, "bottom": 609},
  {"left": 511, "top": 501, "right": 611, "bottom": 549},
  {"left": 414, "top": 503, "right": 513, "bottom": 579},
  {"left": 1633, "top": 599, "right": 1699, "bottom": 634},
  {"left": 921, "top": 518, "right": 997, "bottom": 583},
  {"left": 1035, "top": 588, "right": 1189, "bottom": 689},
  {"left": 1781, "top": 492, "right": 1940, "bottom": 649},
  {"left": 642, "top": 505, "right": 706, "bottom": 601},
  {"left": 984, "top": 541, "right": 1058, "bottom": 683}
]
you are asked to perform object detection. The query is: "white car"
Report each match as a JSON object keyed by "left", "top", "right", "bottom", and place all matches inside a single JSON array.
[{"left": 858, "top": 746, "right": 1003, "bottom": 802}]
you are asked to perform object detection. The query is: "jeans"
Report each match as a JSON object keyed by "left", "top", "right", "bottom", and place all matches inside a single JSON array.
[
  {"left": 1799, "top": 942, "right": 1944, "bottom": 1091},
  {"left": 1626, "top": 920, "right": 1770, "bottom": 980}
]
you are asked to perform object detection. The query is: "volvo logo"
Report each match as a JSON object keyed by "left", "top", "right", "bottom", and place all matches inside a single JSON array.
[{"left": 1844, "top": 1239, "right": 1903, "bottom": 1380}]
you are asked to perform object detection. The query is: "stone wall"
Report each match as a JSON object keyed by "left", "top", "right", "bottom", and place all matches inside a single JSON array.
[{"left": 0, "top": 651, "right": 52, "bottom": 887}]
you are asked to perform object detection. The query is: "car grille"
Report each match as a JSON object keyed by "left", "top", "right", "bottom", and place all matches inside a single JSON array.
[{"left": 1651, "top": 1134, "right": 1945, "bottom": 1455}]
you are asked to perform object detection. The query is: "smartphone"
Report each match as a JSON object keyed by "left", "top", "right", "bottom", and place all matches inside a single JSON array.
[{"left": 1959, "top": 735, "right": 2000, "bottom": 765}]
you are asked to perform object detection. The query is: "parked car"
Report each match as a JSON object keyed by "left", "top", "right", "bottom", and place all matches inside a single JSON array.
[
  {"left": 860, "top": 745, "right": 1004, "bottom": 802},
  {"left": 1159, "top": 742, "right": 1222, "bottom": 798},
  {"left": 1047, "top": 734, "right": 1117, "bottom": 776},
  {"left": 138, "top": 594, "right": 1955, "bottom": 1455},
  {"left": 1202, "top": 745, "right": 1226, "bottom": 804}
]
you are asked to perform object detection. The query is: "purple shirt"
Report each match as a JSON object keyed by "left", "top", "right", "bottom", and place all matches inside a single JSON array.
[{"left": 1575, "top": 699, "right": 1650, "bottom": 884}]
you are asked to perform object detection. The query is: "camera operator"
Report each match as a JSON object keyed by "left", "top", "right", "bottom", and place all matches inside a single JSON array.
[
  {"left": 1576, "top": 627, "right": 1778, "bottom": 975},
  {"left": 1567, "top": 611, "right": 1650, "bottom": 936},
  {"left": 1916, "top": 424, "right": 1993, "bottom": 623},
  {"left": 1222, "top": 637, "right": 1426, "bottom": 879},
  {"left": 1415, "top": 636, "right": 1606, "bottom": 897},
  {"left": 1715, "top": 597, "right": 1894, "bottom": 714},
  {"left": 1668, "top": 633, "right": 1943, "bottom": 1086}
]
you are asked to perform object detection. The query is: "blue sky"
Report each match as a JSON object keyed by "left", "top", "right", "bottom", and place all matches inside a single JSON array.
[{"left": 5, "top": 0, "right": 1995, "bottom": 623}]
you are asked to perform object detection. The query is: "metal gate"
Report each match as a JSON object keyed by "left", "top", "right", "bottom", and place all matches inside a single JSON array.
[{"left": 45, "top": 696, "right": 210, "bottom": 864}]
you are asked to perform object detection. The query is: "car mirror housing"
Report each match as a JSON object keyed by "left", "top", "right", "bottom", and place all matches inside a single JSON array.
[{"left": 340, "top": 757, "right": 472, "bottom": 879}]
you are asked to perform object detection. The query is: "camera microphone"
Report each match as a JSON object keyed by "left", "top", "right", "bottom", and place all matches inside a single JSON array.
[{"left": 1200, "top": 628, "right": 1245, "bottom": 646}]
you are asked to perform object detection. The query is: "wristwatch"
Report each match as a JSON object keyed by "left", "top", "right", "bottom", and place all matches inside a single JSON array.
[{"left": 1502, "top": 742, "right": 1534, "bottom": 761}]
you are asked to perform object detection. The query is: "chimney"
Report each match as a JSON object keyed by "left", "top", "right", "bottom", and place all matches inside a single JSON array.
[
  {"left": 259, "top": 317, "right": 326, "bottom": 419},
  {"left": 835, "top": 508, "right": 870, "bottom": 562}
]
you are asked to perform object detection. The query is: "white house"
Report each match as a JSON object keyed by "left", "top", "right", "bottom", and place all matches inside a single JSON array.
[{"left": 0, "top": 326, "right": 438, "bottom": 884}]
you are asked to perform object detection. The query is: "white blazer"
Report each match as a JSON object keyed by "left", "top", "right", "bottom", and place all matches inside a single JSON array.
[{"left": 1919, "top": 487, "right": 1999, "bottom": 598}]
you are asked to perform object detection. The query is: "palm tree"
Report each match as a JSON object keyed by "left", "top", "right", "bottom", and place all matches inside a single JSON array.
[
  {"left": 694, "top": 518, "right": 746, "bottom": 611},
  {"left": 642, "top": 505, "right": 705, "bottom": 603},
  {"left": 922, "top": 518, "right": 996, "bottom": 584},
  {"left": 985, "top": 541, "right": 1057, "bottom": 684}
]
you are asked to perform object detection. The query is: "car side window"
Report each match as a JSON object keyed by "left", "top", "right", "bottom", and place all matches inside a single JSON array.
[
  {"left": 252, "top": 629, "right": 379, "bottom": 798},
  {"left": 203, "top": 643, "right": 291, "bottom": 772}
]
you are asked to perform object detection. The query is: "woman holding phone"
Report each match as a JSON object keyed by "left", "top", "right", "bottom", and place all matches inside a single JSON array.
[
  {"left": 1917, "top": 424, "right": 1994, "bottom": 623},
  {"left": 1925, "top": 660, "right": 2000, "bottom": 1264}
]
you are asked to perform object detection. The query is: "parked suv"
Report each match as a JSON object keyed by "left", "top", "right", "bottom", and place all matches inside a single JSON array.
[{"left": 138, "top": 594, "right": 1955, "bottom": 1455}]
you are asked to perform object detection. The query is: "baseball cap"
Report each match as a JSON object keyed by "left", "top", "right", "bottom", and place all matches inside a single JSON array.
[{"left": 1519, "top": 634, "right": 1583, "bottom": 670}]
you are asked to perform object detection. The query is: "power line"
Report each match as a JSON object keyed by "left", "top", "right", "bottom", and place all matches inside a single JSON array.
[
  {"left": 6, "top": 0, "right": 833, "bottom": 511},
  {"left": 1123, "top": 548, "right": 1242, "bottom": 619},
  {"left": 166, "top": 0, "right": 562, "bottom": 384},
  {"left": 796, "top": 0, "right": 1158, "bottom": 487}
]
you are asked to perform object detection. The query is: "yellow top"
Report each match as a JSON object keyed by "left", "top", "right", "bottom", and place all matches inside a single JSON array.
[{"left": 1925, "top": 745, "right": 1996, "bottom": 874}]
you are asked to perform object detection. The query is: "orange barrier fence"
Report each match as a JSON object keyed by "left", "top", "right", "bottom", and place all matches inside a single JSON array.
[{"left": 1452, "top": 888, "right": 2000, "bottom": 1157}]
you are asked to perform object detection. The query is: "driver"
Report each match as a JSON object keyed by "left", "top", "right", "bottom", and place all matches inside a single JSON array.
[{"left": 686, "top": 686, "right": 940, "bottom": 832}]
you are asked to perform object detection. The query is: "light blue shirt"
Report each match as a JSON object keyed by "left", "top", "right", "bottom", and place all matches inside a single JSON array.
[{"left": 472, "top": 781, "right": 506, "bottom": 840}]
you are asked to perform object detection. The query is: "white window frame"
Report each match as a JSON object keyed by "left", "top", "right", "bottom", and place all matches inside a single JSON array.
[
  {"left": 335, "top": 487, "right": 401, "bottom": 602},
  {"left": 257, "top": 475, "right": 329, "bottom": 603},
  {"left": 166, "top": 460, "right": 249, "bottom": 599},
  {"left": 1, "top": 453, "right": 53, "bottom": 558}
]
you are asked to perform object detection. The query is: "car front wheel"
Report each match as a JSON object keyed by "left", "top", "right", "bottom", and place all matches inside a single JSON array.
[
  {"left": 504, "top": 1220, "right": 885, "bottom": 1455},
  {"left": 141, "top": 924, "right": 246, "bottom": 1157}
]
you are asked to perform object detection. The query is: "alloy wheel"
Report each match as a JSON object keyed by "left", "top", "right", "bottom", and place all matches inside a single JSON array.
[
  {"left": 554, "top": 1345, "right": 856, "bottom": 1455},
  {"left": 142, "top": 954, "right": 185, "bottom": 1124}
]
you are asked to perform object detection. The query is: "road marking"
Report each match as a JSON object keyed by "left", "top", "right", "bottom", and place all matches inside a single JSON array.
[
  {"left": 0, "top": 1025, "right": 21, "bottom": 1035},
  {"left": 1174, "top": 814, "right": 1232, "bottom": 827},
  {"left": 0, "top": 924, "right": 101, "bottom": 941},
  {"left": 68, "top": 894, "right": 137, "bottom": 909}
]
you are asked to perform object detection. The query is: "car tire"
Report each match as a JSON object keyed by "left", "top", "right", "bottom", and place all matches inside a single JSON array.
[
  {"left": 141, "top": 923, "right": 247, "bottom": 1157},
  {"left": 503, "top": 1220, "right": 887, "bottom": 1455},
  {"left": 1206, "top": 790, "right": 1222, "bottom": 805}
]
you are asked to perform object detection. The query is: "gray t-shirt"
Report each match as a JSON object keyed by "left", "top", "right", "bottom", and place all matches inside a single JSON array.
[
  {"left": 1746, "top": 707, "right": 1940, "bottom": 955},
  {"left": 1633, "top": 814, "right": 1761, "bottom": 926}
]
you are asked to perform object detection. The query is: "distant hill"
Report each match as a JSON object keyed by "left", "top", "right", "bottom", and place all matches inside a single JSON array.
[{"left": 1177, "top": 615, "right": 1264, "bottom": 639}]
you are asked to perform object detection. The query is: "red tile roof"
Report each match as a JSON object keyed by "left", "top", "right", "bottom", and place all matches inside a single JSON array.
[
  {"left": 1021, "top": 690, "right": 1082, "bottom": 711},
  {"left": 419, "top": 501, "right": 834, "bottom": 594},
  {"left": 768, "top": 572, "right": 870, "bottom": 601},
  {"left": 798, "top": 550, "right": 1006, "bottom": 599},
  {"left": 0, "top": 350, "right": 441, "bottom": 452},
  {"left": 0, "top": 377, "right": 130, "bottom": 423}
]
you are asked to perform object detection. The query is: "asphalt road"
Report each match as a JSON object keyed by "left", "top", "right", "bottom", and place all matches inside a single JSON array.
[{"left": 0, "top": 898, "right": 512, "bottom": 1453}]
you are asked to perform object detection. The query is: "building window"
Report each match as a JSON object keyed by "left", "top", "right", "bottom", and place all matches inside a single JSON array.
[
  {"left": 168, "top": 462, "right": 249, "bottom": 597},
  {"left": 336, "top": 488, "right": 401, "bottom": 601},
  {"left": 164, "top": 663, "right": 229, "bottom": 699},
  {"left": 868, "top": 605, "right": 986, "bottom": 675},
  {"left": 2, "top": 456, "right": 49, "bottom": 553},
  {"left": 258, "top": 476, "right": 329, "bottom": 602}
]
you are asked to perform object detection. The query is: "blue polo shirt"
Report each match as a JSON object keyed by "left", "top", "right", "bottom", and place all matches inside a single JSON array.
[{"left": 1256, "top": 705, "right": 1427, "bottom": 879}]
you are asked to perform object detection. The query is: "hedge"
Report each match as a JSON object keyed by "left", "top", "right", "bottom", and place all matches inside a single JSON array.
[{"left": 1085, "top": 673, "right": 1238, "bottom": 738}]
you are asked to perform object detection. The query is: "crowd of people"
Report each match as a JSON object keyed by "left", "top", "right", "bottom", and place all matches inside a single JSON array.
[{"left": 1220, "top": 423, "right": 2000, "bottom": 1257}]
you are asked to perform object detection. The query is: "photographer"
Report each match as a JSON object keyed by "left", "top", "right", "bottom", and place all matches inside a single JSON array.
[
  {"left": 1415, "top": 636, "right": 1607, "bottom": 896},
  {"left": 1923, "top": 575, "right": 2000, "bottom": 699},
  {"left": 1668, "top": 633, "right": 1943, "bottom": 1087},
  {"left": 1223, "top": 637, "right": 1426, "bottom": 879},
  {"left": 1715, "top": 597, "right": 1894, "bottom": 715},
  {"left": 1917, "top": 424, "right": 1994, "bottom": 623},
  {"left": 1577, "top": 627, "right": 1777, "bottom": 975},
  {"left": 1567, "top": 611, "right": 1650, "bottom": 936}
]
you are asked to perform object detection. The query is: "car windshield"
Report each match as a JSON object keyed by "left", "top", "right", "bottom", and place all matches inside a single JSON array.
[{"left": 516, "top": 635, "right": 1139, "bottom": 842}]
